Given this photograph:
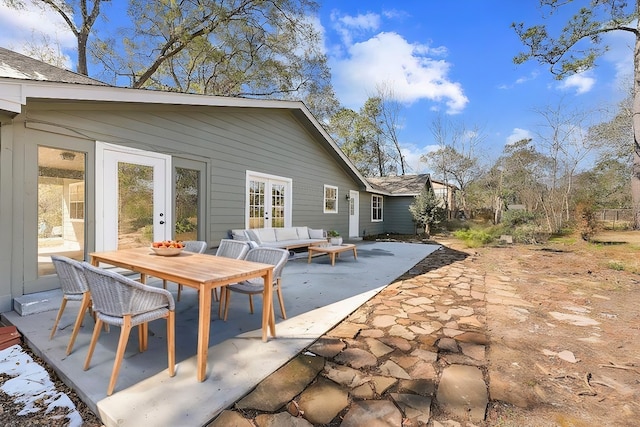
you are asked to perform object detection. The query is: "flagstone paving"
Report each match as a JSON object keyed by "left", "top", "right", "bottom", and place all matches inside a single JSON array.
[
  {"left": 207, "top": 239, "right": 640, "bottom": 426},
  {"left": 208, "top": 244, "right": 496, "bottom": 426}
]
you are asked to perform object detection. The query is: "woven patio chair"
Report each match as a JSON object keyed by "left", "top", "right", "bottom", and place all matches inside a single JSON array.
[
  {"left": 162, "top": 240, "right": 208, "bottom": 301},
  {"left": 82, "top": 263, "right": 175, "bottom": 396},
  {"left": 222, "top": 247, "right": 289, "bottom": 321},
  {"left": 214, "top": 239, "right": 251, "bottom": 306},
  {"left": 50, "top": 255, "right": 93, "bottom": 355}
]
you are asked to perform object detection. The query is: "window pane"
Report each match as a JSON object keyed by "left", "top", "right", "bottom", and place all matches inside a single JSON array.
[
  {"left": 38, "top": 147, "right": 85, "bottom": 277},
  {"left": 175, "top": 167, "right": 200, "bottom": 241}
]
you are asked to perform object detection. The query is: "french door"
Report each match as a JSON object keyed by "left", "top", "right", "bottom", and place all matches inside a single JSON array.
[
  {"left": 246, "top": 172, "right": 292, "bottom": 229},
  {"left": 348, "top": 190, "right": 359, "bottom": 237},
  {"left": 96, "top": 142, "right": 172, "bottom": 251}
]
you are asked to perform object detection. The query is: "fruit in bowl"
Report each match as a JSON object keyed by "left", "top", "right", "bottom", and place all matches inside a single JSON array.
[{"left": 150, "top": 240, "right": 185, "bottom": 256}]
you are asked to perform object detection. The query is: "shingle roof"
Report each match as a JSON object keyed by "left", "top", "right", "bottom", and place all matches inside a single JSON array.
[
  {"left": 0, "top": 47, "right": 107, "bottom": 86},
  {"left": 366, "top": 174, "right": 431, "bottom": 195}
]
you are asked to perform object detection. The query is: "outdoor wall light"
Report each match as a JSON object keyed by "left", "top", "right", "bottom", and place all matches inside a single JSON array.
[{"left": 345, "top": 194, "right": 350, "bottom": 200}]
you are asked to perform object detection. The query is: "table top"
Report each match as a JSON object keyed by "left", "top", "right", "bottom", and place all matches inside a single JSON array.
[
  {"left": 308, "top": 243, "right": 356, "bottom": 253},
  {"left": 90, "top": 247, "right": 273, "bottom": 288}
]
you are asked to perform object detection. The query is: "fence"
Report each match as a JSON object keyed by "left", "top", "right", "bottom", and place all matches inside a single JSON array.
[{"left": 595, "top": 209, "right": 633, "bottom": 230}]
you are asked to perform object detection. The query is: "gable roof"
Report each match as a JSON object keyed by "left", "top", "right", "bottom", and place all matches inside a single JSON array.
[
  {"left": 0, "top": 48, "right": 372, "bottom": 191},
  {"left": 366, "top": 174, "right": 432, "bottom": 196},
  {"left": 0, "top": 47, "right": 107, "bottom": 86}
]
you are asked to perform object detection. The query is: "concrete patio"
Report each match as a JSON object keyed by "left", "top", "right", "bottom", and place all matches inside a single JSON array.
[{"left": 1, "top": 241, "right": 439, "bottom": 427}]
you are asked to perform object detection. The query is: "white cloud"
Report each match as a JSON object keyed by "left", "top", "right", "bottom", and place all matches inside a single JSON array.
[
  {"left": 331, "top": 11, "right": 380, "bottom": 46},
  {"left": 401, "top": 143, "right": 440, "bottom": 174},
  {"left": 0, "top": 3, "right": 75, "bottom": 67},
  {"left": 329, "top": 31, "right": 468, "bottom": 114},
  {"left": 557, "top": 71, "right": 595, "bottom": 94},
  {"left": 506, "top": 128, "right": 533, "bottom": 146}
]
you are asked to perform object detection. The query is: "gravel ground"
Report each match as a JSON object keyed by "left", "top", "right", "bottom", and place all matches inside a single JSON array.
[{"left": 0, "top": 344, "right": 102, "bottom": 427}]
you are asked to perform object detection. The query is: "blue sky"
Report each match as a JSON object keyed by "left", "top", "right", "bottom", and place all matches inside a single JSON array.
[{"left": 0, "top": 1, "right": 633, "bottom": 174}]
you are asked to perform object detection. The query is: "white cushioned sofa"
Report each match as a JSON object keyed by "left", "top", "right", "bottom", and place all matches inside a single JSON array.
[{"left": 231, "top": 226, "right": 327, "bottom": 250}]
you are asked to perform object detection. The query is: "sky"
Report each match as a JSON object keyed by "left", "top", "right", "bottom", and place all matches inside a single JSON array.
[{"left": 0, "top": 1, "right": 634, "bottom": 175}]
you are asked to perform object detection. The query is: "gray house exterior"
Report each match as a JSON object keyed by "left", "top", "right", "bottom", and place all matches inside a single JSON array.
[
  {"left": 367, "top": 174, "right": 433, "bottom": 235},
  {"left": 0, "top": 49, "right": 398, "bottom": 312}
]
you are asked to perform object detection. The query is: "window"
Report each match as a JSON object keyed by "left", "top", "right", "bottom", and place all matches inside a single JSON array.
[
  {"left": 371, "top": 195, "right": 383, "bottom": 222},
  {"left": 324, "top": 185, "right": 338, "bottom": 213},
  {"left": 69, "top": 182, "right": 84, "bottom": 220}
]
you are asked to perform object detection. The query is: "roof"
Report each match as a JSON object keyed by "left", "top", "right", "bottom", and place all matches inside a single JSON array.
[
  {"left": 0, "top": 47, "right": 107, "bottom": 86},
  {"left": 0, "top": 48, "right": 372, "bottom": 191},
  {"left": 366, "top": 174, "right": 431, "bottom": 196}
]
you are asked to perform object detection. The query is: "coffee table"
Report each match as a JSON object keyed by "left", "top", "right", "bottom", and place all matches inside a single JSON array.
[{"left": 307, "top": 243, "right": 358, "bottom": 266}]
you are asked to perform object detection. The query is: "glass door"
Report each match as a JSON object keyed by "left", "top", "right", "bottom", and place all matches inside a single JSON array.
[
  {"left": 246, "top": 172, "right": 291, "bottom": 229},
  {"left": 96, "top": 143, "right": 171, "bottom": 251}
]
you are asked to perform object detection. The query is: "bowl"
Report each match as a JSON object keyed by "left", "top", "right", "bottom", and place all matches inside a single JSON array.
[{"left": 150, "top": 246, "right": 184, "bottom": 256}]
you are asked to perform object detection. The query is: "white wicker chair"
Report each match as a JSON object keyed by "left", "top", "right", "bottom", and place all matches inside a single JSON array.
[
  {"left": 163, "top": 240, "right": 208, "bottom": 301},
  {"left": 50, "top": 255, "right": 93, "bottom": 355},
  {"left": 222, "top": 247, "right": 289, "bottom": 321},
  {"left": 82, "top": 262, "right": 175, "bottom": 396}
]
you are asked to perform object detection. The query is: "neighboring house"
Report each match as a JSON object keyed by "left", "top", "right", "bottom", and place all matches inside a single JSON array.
[
  {"left": 0, "top": 48, "right": 395, "bottom": 310},
  {"left": 366, "top": 174, "right": 434, "bottom": 235},
  {"left": 431, "top": 179, "right": 458, "bottom": 219}
]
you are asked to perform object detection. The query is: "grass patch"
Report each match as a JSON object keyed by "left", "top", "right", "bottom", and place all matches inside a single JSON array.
[
  {"left": 607, "top": 260, "right": 625, "bottom": 271},
  {"left": 453, "top": 228, "right": 496, "bottom": 247}
]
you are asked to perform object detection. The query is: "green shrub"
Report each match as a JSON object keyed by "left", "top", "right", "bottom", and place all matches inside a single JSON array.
[{"left": 453, "top": 228, "right": 496, "bottom": 247}]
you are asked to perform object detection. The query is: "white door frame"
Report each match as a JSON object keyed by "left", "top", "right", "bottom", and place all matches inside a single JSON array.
[
  {"left": 348, "top": 190, "right": 359, "bottom": 238},
  {"left": 96, "top": 142, "right": 172, "bottom": 251},
  {"left": 245, "top": 171, "right": 292, "bottom": 228}
]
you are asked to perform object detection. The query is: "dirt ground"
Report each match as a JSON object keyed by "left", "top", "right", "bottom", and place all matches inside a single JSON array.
[
  {"left": 461, "top": 231, "right": 640, "bottom": 427},
  {"left": 4, "top": 231, "right": 640, "bottom": 426}
]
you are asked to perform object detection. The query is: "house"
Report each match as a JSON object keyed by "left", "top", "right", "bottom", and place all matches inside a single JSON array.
[
  {"left": 366, "top": 174, "right": 434, "bottom": 235},
  {"left": 0, "top": 48, "right": 400, "bottom": 311},
  {"left": 431, "top": 179, "right": 458, "bottom": 219}
]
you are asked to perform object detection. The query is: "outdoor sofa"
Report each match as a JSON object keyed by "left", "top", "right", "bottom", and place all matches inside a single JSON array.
[{"left": 230, "top": 226, "right": 327, "bottom": 250}]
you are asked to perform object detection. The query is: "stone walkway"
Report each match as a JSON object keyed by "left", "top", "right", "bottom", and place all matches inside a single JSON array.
[{"left": 207, "top": 242, "right": 526, "bottom": 426}]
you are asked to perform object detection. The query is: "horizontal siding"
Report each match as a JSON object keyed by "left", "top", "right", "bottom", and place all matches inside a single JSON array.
[
  {"left": 26, "top": 103, "right": 359, "bottom": 243},
  {"left": 384, "top": 197, "right": 417, "bottom": 234}
]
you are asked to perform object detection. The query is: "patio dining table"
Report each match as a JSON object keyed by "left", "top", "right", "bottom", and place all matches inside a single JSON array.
[{"left": 89, "top": 247, "right": 275, "bottom": 382}]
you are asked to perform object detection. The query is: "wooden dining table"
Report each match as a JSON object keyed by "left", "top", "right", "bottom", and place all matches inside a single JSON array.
[{"left": 89, "top": 247, "right": 275, "bottom": 382}]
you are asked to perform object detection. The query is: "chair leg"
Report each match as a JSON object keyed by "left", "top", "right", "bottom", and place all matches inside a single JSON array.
[
  {"left": 50, "top": 297, "right": 68, "bottom": 339},
  {"left": 107, "top": 315, "right": 133, "bottom": 396},
  {"left": 248, "top": 294, "right": 254, "bottom": 314},
  {"left": 177, "top": 284, "right": 182, "bottom": 302},
  {"left": 212, "top": 287, "right": 219, "bottom": 302},
  {"left": 276, "top": 280, "right": 286, "bottom": 320},
  {"left": 83, "top": 318, "right": 104, "bottom": 371},
  {"left": 162, "top": 279, "right": 167, "bottom": 289},
  {"left": 167, "top": 311, "right": 175, "bottom": 377},
  {"left": 66, "top": 293, "right": 92, "bottom": 355}
]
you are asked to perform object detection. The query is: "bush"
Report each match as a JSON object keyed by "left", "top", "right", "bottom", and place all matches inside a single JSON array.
[{"left": 453, "top": 228, "right": 496, "bottom": 247}]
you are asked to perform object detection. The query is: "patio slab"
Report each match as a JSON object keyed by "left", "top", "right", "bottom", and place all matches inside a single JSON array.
[{"left": 1, "top": 241, "right": 439, "bottom": 427}]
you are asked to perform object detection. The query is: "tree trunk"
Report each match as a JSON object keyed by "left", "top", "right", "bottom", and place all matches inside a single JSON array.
[{"left": 633, "top": 16, "right": 640, "bottom": 229}]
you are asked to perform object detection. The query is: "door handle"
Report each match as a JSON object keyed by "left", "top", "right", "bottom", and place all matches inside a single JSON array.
[{"left": 159, "top": 221, "right": 165, "bottom": 225}]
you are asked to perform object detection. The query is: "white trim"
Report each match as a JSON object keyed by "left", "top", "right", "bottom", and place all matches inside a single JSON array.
[
  {"left": 95, "top": 142, "right": 172, "bottom": 251},
  {"left": 245, "top": 170, "right": 293, "bottom": 228},
  {"left": 371, "top": 194, "right": 383, "bottom": 222},
  {"left": 323, "top": 184, "right": 338, "bottom": 214}
]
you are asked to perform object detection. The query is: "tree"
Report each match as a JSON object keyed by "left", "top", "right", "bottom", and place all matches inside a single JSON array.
[
  {"left": 512, "top": 0, "right": 640, "bottom": 229},
  {"left": 421, "top": 116, "right": 484, "bottom": 216},
  {"left": 408, "top": 185, "right": 444, "bottom": 236},
  {"left": 329, "top": 96, "right": 404, "bottom": 177},
  {"left": 2, "top": 0, "right": 107, "bottom": 75},
  {"left": 532, "top": 99, "right": 598, "bottom": 232},
  {"left": 94, "top": 0, "right": 331, "bottom": 104}
]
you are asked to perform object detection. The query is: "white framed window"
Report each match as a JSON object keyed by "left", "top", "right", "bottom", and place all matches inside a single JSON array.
[
  {"left": 371, "top": 194, "right": 383, "bottom": 222},
  {"left": 324, "top": 185, "right": 338, "bottom": 213}
]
